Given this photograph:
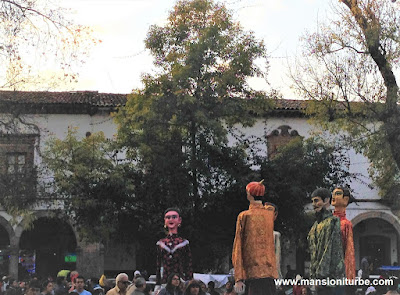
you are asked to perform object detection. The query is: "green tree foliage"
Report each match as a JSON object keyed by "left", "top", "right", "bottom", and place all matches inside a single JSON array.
[
  {"left": 259, "top": 136, "right": 355, "bottom": 247},
  {"left": 42, "top": 128, "right": 137, "bottom": 242},
  {"left": 0, "top": 158, "right": 38, "bottom": 227},
  {"left": 290, "top": 0, "right": 400, "bottom": 205},
  {"left": 114, "top": 0, "right": 270, "bottom": 272}
]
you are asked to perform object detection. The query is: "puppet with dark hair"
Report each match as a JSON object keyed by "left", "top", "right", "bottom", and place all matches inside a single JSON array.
[
  {"left": 308, "top": 188, "right": 345, "bottom": 295},
  {"left": 156, "top": 208, "right": 193, "bottom": 285},
  {"left": 332, "top": 187, "right": 356, "bottom": 280}
]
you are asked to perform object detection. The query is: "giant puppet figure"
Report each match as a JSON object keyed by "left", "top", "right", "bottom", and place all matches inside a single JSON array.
[
  {"left": 232, "top": 180, "right": 278, "bottom": 295},
  {"left": 308, "top": 188, "right": 345, "bottom": 295},
  {"left": 331, "top": 187, "right": 356, "bottom": 280},
  {"left": 156, "top": 208, "right": 193, "bottom": 285}
]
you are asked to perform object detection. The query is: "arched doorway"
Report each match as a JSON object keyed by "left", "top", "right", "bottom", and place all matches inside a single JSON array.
[
  {"left": 353, "top": 217, "right": 398, "bottom": 270},
  {"left": 19, "top": 217, "right": 77, "bottom": 278}
]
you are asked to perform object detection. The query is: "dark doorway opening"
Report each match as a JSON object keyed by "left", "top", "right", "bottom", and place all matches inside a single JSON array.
[
  {"left": 19, "top": 217, "right": 77, "bottom": 279},
  {"left": 359, "top": 235, "right": 391, "bottom": 269}
]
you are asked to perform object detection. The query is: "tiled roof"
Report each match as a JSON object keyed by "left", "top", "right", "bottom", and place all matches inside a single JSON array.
[
  {"left": 0, "top": 90, "right": 309, "bottom": 114},
  {"left": 273, "top": 99, "right": 308, "bottom": 111},
  {"left": 0, "top": 90, "right": 126, "bottom": 107}
]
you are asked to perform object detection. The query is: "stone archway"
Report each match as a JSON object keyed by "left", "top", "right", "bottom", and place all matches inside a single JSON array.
[
  {"left": 14, "top": 211, "right": 105, "bottom": 279},
  {"left": 16, "top": 213, "right": 78, "bottom": 279},
  {"left": 351, "top": 211, "right": 400, "bottom": 270},
  {"left": 352, "top": 211, "right": 400, "bottom": 233}
]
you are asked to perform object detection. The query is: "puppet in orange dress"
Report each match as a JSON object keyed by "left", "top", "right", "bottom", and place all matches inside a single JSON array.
[
  {"left": 232, "top": 180, "right": 278, "bottom": 295},
  {"left": 331, "top": 187, "right": 356, "bottom": 280}
]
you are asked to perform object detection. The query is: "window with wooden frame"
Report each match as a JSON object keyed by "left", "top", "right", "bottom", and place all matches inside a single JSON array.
[
  {"left": 0, "top": 135, "right": 37, "bottom": 199},
  {"left": 7, "top": 152, "right": 27, "bottom": 175}
]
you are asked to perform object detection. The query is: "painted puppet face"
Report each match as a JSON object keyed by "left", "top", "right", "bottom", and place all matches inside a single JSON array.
[
  {"left": 311, "top": 196, "right": 327, "bottom": 212},
  {"left": 331, "top": 188, "right": 349, "bottom": 208},
  {"left": 164, "top": 210, "right": 182, "bottom": 234}
]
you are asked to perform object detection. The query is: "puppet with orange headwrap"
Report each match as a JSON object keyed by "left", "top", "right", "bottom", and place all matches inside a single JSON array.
[{"left": 232, "top": 180, "right": 278, "bottom": 295}]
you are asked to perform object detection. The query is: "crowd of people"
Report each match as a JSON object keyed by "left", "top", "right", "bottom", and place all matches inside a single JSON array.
[{"left": 0, "top": 271, "right": 239, "bottom": 295}]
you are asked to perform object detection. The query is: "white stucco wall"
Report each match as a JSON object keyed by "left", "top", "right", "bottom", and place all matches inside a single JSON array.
[
  {"left": 230, "top": 117, "right": 379, "bottom": 201},
  {"left": 0, "top": 109, "right": 383, "bottom": 207}
]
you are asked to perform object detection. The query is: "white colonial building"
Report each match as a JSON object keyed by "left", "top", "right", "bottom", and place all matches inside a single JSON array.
[{"left": 0, "top": 91, "right": 397, "bottom": 279}]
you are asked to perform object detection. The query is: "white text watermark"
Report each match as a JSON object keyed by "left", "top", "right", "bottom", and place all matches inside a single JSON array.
[{"left": 274, "top": 278, "right": 394, "bottom": 287}]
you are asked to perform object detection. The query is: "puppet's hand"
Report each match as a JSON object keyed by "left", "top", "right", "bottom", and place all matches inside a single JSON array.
[{"left": 234, "top": 281, "right": 245, "bottom": 294}]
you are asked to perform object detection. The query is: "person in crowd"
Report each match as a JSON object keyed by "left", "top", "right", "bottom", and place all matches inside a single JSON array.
[
  {"left": 292, "top": 275, "right": 303, "bottom": 295},
  {"left": 5, "top": 279, "right": 19, "bottom": 295},
  {"left": 158, "top": 273, "right": 182, "bottom": 295},
  {"left": 184, "top": 281, "right": 200, "bottom": 295},
  {"left": 98, "top": 276, "right": 111, "bottom": 295},
  {"left": 24, "top": 286, "right": 39, "bottom": 295},
  {"left": 29, "top": 279, "right": 41, "bottom": 293},
  {"left": 106, "top": 274, "right": 129, "bottom": 295},
  {"left": 2, "top": 276, "right": 9, "bottom": 293},
  {"left": 198, "top": 281, "right": 209, "bottom": 295},
  {"left": 207, "top": 282, "right": 219, "bottom": 295},
  {"left": 133, "top": 273, "right": 140, "bottom": 282},
  {"left": 18, "top": 281, "right": 26, "bottom": 295},
  {"left": 89, "top": 278, "right": 104, "bottom": 295},
  {"left": 385, "top": 278, "right": 400, "bottom": 295},
  {"left": 361, "top": 257, "right": 370, "bottom": 280},
  {"left": 131, "top": 278, "right": 146, "bottom": 295},
  {"left": 222, "top": 282, "right": 235, "bottom": 295},
  {"left": 72, "top": 276, "right": 91, "bottom": 295},
  {"left": 276, "top": 286, "right": 285, "bottom": 295},
  {"left": 140, "top": 272, "right": 148, "bottom": 282},
  {"left": 127, "top": 275, "right": 145, "bottom": 295},
  {"left": 54, "top": 277, "right": 68, "bottom": 295},
  {"left": 41, "top": 281, "right": 54, "bottom": 295},
  {"left": 179, "top": 281, "right": 185, "bottom": 294},
  {"left": 68, "top": 272, "right": 79, "bottom": 294},
  {"left": 300, "top": 287, "right": 312, "bottom": 295},
  {"left": 285, "top": 265, "right": 296, "bottom": 280},
  {"left": 365, "top": 286, "right": 377, "bottom": 295},
  {"left": 156, "top": 208, "right": 193, "bottom": 285}
]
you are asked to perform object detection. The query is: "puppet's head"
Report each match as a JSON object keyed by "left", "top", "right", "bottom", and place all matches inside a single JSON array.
[
  {"left": 164, "top": 207, "right": 182, "bottom": 235},
  {"left": 331, "top": 187, "right": 353, "bottom": 210},
  {"left": 311, "top": 188, "right": 331, "bottom": 212},
  {"left": 246, "top": 180, "right": 265, "bottom": 202}
]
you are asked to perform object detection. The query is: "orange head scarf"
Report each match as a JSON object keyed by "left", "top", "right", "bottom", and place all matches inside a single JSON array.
[{"left": 246, "top": 180, "right": 265, "bottom": 196}]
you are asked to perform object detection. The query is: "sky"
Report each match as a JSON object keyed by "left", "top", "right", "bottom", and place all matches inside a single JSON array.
[{"left": 57, "top": 0, "right": 332, "bottom": 98}]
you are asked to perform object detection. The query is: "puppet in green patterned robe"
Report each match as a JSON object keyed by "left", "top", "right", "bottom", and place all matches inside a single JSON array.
[{"left": 308, "top": 188, "right": 345, "bottom": 279}]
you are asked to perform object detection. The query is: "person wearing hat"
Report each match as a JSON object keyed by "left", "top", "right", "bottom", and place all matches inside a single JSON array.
[
  {"left": 308, "top": 188, "right": 344, "bottom": 295},
  {"left": 156, "top": 208, "right": 193, "bottom": 285},
  {"left": 331, "top": 187, "right": 356, "bottom": 281},
  {"left": 232, "top": 180, "right": 278, "bottom": 295}
]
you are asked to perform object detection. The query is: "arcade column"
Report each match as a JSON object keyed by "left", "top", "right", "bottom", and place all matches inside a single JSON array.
[
  {"left": 9, "top": 245, "right": 19, "bottom": 280},
  {"left": 76, "top": 242, "right": 104, "bottom": 278}
]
